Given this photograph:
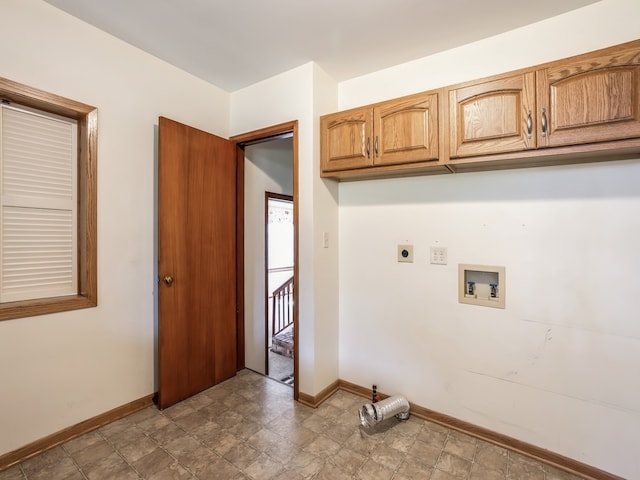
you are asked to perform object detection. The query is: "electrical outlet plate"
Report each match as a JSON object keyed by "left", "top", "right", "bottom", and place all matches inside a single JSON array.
[
  {"left": 430, "top": 246, "right": 447, "bottom": 265},
  {"left": 397, "top": 244, "right": 413, "bottom": 263}
]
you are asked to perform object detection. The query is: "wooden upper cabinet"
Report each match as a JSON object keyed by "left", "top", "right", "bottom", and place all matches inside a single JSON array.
[
  {"left": 321, "top": 40, "right": 640, "bottom": 179},
  {"left": 448, "top": 73, "right": 536, "bottom": 158},
  {"left": 537, "top": 43, "right": 640, "bottom": 148},
  {"left": 320, "top": 91, "right": 441, "bottom": 176},
  {"left": 373, "top": 92, "right": 439, "bottom": 166},
  {"left": 321, "top": 107, "right": 373, "bottom": 172}
]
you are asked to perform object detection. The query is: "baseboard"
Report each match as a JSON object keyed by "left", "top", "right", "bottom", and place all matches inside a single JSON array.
[
  {"left": 337, "top": 379, "right": 622, "bottom": 480},
  {"left": 0, "top": 394, "right": 154, "bottom": 472},
  {"left": 297, "top": 379, "right": 340, "bottom": 408}
]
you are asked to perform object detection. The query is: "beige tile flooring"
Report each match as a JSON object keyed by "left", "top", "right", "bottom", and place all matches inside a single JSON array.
[
  {"left": 268, "top": 350, "right": 293, "bottom": 385},
  {"left": 0, "top": 370, "right": 587, "bottom": 480}
]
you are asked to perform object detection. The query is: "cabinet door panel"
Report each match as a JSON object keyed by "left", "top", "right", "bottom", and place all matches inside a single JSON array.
[
  {"left": 320, "top": 108, "right": 373, "bottom": 171},
  {"left": 538, "top": 44, "right": 640, "bottom": 147},
  {"left": 374, "top": 92, "right": 439, "bottom": 166},
  {"left": 462, "top": 92, "right": 519, "bottom": 140},
  {"left": 449, "top": 73, "right": 536, "bottom": 158}
]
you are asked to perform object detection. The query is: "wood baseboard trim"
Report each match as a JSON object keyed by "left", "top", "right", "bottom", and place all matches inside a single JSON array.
[
  {"left": 0, "top": 394, "right": 154, "bottom": 472},
  {"left": 297, "top": 379, "right": 340, "bottom": 408},
  {"left": 337, "top": 380, "right": 621, "bottom": 480},
  {"left": 338, "top": 379, "right": 378, "bottom": 400}
]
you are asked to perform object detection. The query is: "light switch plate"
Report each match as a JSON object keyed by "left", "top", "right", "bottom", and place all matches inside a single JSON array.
[
  {"left": 430, "top": 246, "right": 447, "bottom": 265},
  {"left": 398, "top": 244, "right": 414, "bottom": 263}
]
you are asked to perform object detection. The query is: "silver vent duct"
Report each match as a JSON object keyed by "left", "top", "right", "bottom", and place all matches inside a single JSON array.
[{"left": 359, "top": 394, "right": 410, "bottom": 428}]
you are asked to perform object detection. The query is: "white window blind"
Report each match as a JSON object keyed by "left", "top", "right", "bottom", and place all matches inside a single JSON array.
[{"left": 0, "top": 103, "right": 77, "bottom": 303}]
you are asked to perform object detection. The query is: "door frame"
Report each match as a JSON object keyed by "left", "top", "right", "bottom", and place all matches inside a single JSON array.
[
  {"left": 264, "top": 192, "right": 294, "bottom": 377},
  {"left": 231, "top": 121, "right": 299, "bottom": 401}
]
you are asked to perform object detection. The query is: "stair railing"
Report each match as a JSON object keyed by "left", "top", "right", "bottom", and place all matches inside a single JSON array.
[{"left": 272, "top": 276, "right": 294, "bottom": 337}]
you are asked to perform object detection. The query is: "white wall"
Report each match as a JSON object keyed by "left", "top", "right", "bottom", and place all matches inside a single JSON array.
[
  {"left": 0, "top": 0, "right": 229, "bottom": 456},
  {"left": 231, "top": 63, "right": 340, "bottom": 396},
  {"left": 311, "top": 64, "right": 340, "bottom": 394},
  {"left": 243, "top": 139, "right": 293, "bottom": 374},
  {"left": 337, "top": 0, "right": 640, "bottom": 477},
  {"left": 340, "top": 0, "right": 640, "bottom": 108}
]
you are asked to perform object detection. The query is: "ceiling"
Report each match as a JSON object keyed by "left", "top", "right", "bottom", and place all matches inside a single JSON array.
[{"left": 43, "top": 0, "right": 598, "bottom": 93}]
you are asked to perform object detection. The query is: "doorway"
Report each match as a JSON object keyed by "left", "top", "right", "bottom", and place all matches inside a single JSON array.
[
  {"left": 265, "top": 194, "right": 294, "bottom": 385},
  {"left": 156, "top": 119, "right": 298, "bottom": 406},
  {"left": 232, "top": 122, "right": 298, "bottom": 399}
]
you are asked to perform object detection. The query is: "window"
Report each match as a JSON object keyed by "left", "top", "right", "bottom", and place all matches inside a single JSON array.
[
  {"left": 0, "top": 77, "right": 97, "bottom": 321},
  {"left": 1, "top": 104, "right": 78, "bottom": 302}
]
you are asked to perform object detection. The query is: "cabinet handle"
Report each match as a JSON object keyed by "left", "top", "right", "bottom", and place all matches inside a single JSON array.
[
  {"left": 541, "top": 108, "right": 548, "bottom": 138},
  {"left": 366, "top": 137, "right": 370, "bottom": 158},
  {"left": 526, "top": 111, "right": 533, "bottom": 139},
  {"left": 374, "top": 136, "right": 379, "bottom": 158}
]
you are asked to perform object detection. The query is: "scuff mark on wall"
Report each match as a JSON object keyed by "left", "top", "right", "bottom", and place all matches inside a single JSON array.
[
  {"left": 463, "top": 369, "right": 640, "bottom": 416},
  {"left": 520, "top": 318, "right": 640, "bottom": 342},
  {"left": 545, "top": 328, "right": 553, "bottom": 344},
  {"left": 461, "top": 405, "right": 536, "bottom": 434},
  {"left": 529, "top": 328, "right": 553, "bottom": 366}
]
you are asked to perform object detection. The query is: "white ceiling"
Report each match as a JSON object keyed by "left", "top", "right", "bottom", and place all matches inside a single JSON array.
[{"left": 43, "top": 0, "right": 598, "bottom": 93}]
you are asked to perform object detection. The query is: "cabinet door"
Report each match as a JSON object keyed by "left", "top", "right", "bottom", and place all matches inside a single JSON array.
[
  {"left": 320, "top": 107, "right": 373, "bottom": 172},
  {"left": 373, "top": 92, "right": 439, "bottom": 166},
  {"left": 537, "top": 44, "right": 640, "bottom": 148},
  {"left": 449, "top": 73, "right": 536, "bottom": 158}
]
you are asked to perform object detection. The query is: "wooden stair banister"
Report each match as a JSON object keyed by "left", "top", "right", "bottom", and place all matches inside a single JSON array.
[{"left": 272, "top": 275, "right": 294, "bottom": 337}]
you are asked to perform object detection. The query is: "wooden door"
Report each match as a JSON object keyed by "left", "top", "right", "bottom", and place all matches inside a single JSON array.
[
  {"left": 448, "top": 72, "right": 536, "bottom": 158},
  {"left": 158, "top": 116, "right": 237, "bottom": 409},
  {"left": 537, "top": 42, "right": 640, "bottom": 148},
  {"left": 320, "top": 107, "right": 373, "bottom": 172},
  {"left": 374, "top": 91, "right": 440, "bottom": 166}
]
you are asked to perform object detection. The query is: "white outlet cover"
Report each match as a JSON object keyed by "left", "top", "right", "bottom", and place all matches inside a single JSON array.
[{"left": 398, "top": 244, "right": 414, "bottom": 263}]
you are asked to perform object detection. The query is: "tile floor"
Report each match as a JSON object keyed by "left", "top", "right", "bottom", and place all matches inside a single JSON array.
[
  {"left": 0, "top": 370, "right": 587, "bottom": 480},
  {"left": 267, "top": 350, "right": 294, "bottom": 386}
]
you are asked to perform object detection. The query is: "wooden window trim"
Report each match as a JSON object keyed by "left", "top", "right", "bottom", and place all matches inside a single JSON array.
[{"left": 0, "top": 77, "right": 97, "bottom": 321}]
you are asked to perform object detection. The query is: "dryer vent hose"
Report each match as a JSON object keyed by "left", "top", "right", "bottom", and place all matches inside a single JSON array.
[{"left": 359, "top": 394, "right": 410, "bottom": 428}]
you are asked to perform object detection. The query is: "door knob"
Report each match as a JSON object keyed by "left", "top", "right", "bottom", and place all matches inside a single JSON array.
[{"left": 163, "top": 275, "right": 174, "bottom": 286}]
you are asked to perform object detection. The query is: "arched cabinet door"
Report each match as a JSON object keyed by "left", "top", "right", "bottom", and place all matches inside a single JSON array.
[
  {"left": 537, "top": 43, "right": 640, "bottom": 149},
  {"left": 320, "top": 107, "right": 373, "bottom": 172},
  {"left": 448, "top": 72, "right": 536, "bottom": 158},
  {"left": 374, "top": 92, "right": 439, "bottom": 166}
]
